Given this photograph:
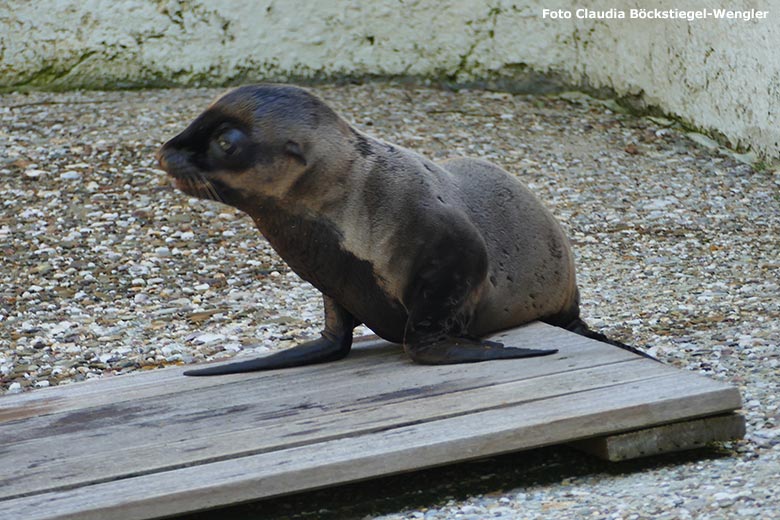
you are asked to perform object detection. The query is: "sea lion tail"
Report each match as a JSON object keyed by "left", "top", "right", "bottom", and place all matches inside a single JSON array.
[{"left": 564, "top": 318, "right": 659, "bottom": 361}]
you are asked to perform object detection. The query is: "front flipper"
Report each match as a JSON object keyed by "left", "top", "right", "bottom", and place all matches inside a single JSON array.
[
  {"left": 404, "top": 336, "right": 557, "bottom": 365},
  {"left": 183, "top": 295, "right": 356, "bottom": 376}
]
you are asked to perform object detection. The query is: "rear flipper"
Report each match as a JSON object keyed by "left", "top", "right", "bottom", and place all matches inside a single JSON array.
[
  {"left": 564, "top": 317, "right": 659, "bottom": 362},
  {"left": 404, "top": 336, "right": 557, "bottom": 365},
  {"left": 183, "top": 295, "right": 355, "bottom": 376}
]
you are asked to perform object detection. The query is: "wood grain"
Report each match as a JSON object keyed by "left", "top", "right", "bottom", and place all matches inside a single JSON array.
[{"left": 0, "top": 322, "right": 743, "bottom": 520}]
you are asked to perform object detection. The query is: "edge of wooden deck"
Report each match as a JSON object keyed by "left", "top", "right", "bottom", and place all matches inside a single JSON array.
[{"left": 0, "top": 322, "right": 744, "bottom": 520}]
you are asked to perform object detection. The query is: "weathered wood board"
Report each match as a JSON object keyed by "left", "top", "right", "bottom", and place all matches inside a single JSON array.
[
  {"left": 0, "top": 322, "right": 743, "bottom": 520},
  {"left": 570, "top": 413, "right": 745, "bottom": 461}
]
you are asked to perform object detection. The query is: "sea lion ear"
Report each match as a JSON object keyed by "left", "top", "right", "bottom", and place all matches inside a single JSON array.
[{"left": 285, "top": 140, "right": 307, "bottom": 166}]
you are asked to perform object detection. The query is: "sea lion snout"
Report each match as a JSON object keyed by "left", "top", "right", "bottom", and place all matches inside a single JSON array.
[
  {"left": 156, "top": 136, "right": 185, "bottom": 174},
  {"left": 155, "top": 143, "right": 184, "bottom": 178}
]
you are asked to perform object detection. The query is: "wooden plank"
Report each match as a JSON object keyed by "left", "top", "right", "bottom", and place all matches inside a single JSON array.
[
  {"left": 0, "top": 337, "right": 400, "bottom": 421},
  {"left": 570, "top": 413, "right": 747, "bottom": 461},
  {"left": 0, "top": 322, "right": 633, "bottom": 416},
  {"left": 2, "top": 358, "right": 664, "bottom": 499},
  {"left": 0, "top": 324, "right": 640, "bottom": 452},
  {"left": 0, "top": 322, "right": 744, "bottom": 520},
  {"left": 1, "top": 334, "right": 634, "bottom": 441},
  {"left": 1, "top": 374, "right": 740, "bottom": 520}
]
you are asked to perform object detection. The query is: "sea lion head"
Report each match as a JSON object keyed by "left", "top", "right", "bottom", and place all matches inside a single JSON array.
[{"left": 157, "top": 84, "right": 345, "bottom": 208}]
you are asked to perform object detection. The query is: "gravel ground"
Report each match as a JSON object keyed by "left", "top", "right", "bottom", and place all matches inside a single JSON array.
[{"left": 1, "top": 82, "right": 778, "bottom": 518}]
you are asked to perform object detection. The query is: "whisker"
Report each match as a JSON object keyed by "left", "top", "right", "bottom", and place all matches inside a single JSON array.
[
  {"left": 192, "top": 176, "right": 211, "bottom": 201},
  {"left": 211, "top": 182, "right": 224, "bottom": 204},
  {"left": 199, "top": 173, "right": 223, "bottom": 203},
  {"left": 205, "top": 181, "right": 219, "bottom": 202},
  {"left": 171, "top": 163, "right": 224, "bottom": 204},
  {"left": 196, "top": 179, "right": 210, "bottom": 201},
  {"left": 186, "top": 177, "right": 202, "bottom": 199}
]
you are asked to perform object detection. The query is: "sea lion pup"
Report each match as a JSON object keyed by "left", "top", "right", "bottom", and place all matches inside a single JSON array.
[{"left": 157, "top": 84, "right": 591, "bottom": 376}]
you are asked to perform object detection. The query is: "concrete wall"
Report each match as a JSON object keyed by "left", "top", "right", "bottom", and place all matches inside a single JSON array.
[{"left": 1, "top": 0, "right": 778, "bottom": 159}]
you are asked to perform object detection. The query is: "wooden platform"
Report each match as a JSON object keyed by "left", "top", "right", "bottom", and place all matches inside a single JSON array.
[{"left": 0, "top": 322, "right": 743, "bottom": 520}]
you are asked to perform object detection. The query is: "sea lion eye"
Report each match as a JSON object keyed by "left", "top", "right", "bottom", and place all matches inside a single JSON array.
[{"left": 214, "top": 128, "right": 244, "bottom": 156}]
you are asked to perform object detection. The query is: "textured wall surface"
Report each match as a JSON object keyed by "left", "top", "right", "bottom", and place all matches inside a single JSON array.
[{"left": 1, "top": 0, "right": 777, "bottom": 158}]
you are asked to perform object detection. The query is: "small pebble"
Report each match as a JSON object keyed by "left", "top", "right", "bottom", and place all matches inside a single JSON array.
[{"left": 60, "top": 171, "right": 82, "bottom": 180}]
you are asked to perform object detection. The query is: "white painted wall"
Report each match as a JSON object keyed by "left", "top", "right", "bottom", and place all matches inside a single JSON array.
[{"left": 1, "top": 0, "right": 777, "bottom": 159}]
